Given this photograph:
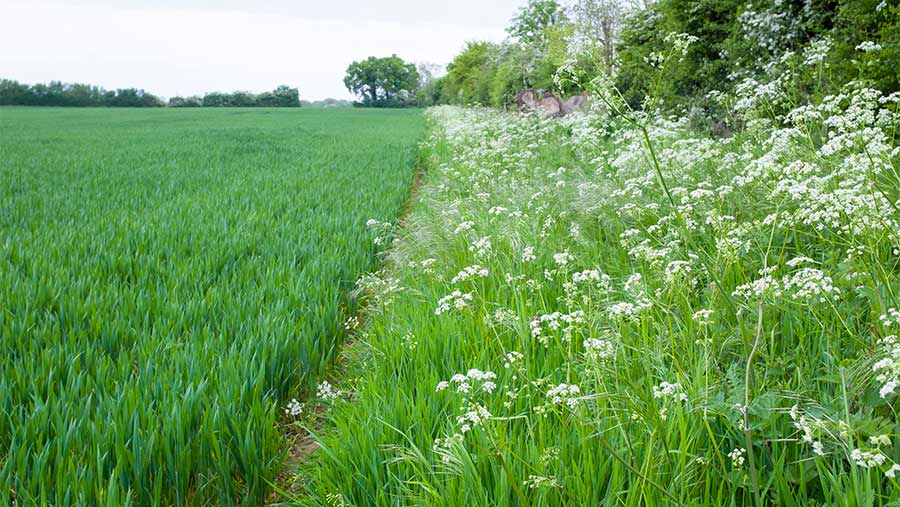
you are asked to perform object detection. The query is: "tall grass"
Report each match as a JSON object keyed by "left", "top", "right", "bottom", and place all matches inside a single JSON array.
[
  {"left": 296, "top": 84, "right": 900, "bottom": 505},
  {"left": 0, "top": 107, "right": 423, "bottom": 505}
]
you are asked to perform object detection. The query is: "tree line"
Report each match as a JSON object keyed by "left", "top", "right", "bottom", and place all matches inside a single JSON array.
[
  {"left": 435, "top": 0, "right": 898, "bottom": 113},
  {"left": 345, "top": 0, "right": 897, "bottom": 114},
  {"left": 0, "top": 80, "right": 301, "bottom": 107}
]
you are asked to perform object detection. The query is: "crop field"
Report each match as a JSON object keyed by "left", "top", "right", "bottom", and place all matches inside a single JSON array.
[{"left": 0, "top": 107, "right": 423, "bottom": 505}]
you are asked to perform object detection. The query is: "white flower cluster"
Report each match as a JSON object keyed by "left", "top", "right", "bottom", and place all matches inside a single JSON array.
[
  {"left": 451, "top": 264, "right": 489, "bottom": 284},
  {"left": 552, "top": 251, "right": 574, "bottom": 266},
  {"left": 434, "top": 290, "right": 474, "bottom": 315},
  {"left": 436, "top": 368, "right": 498, "bottom": 395},
  {"left": 653, "top": 382, "right": 687, "bottom": 402},
  {"left": 317, "top": 380, "right": 344, "bottom": 402},
  {"left": 583, "top": 337, "right": 615, "bottom": 362},
  {"left": 284, "top": 398, "right": 303, "bottom": 417},
  {"left": 456, "top": 403, "right": 492, "bottom": 433},
  {"left": 366, "top": 218, "right": 394, "bottom": 246},
  {"left": 453, "top": 220, "right": 474, "bottom": 234},
  {"left": 733, "top": 266, "right": 839, "bottom": 304},
  {"left": 873, "top": 337, "right": 900, "bottom": 398},
  {"left": 691, "top": 309, "right": 715, "bottom": 325},
  {"left": 664, "top": 32, "right": 699, "bottom": 58},
  {"left": 728, "top": 447, "right": 746, "bottom": 469},
  {"left": 469, "top": 236, "right": 492, "bottom": 257},
  {"left": 663, "top": 260, "right": 694, "bottom": 285},
  {"left": 571, "top": 269, "right": 611, "bottom": 289},
  {"left": 856, "top": 41, "right": 883, "bottom": 53},
  {"left": 521, "top": 246, "right": 536, "bottom": 263},
  {"left": 530, "top": 310, "right": 585, "bottom": 345},
  {"left": 503, "top": 351, "right": 524, "bottom": 369},
  {"left": 850, "top": 449, "right": 887, "bottom": 468},
  {"left": 607, "top": 298, "right": 652, "bottom": 321},
  {"left": 546, "top": 383, "right": 581, "bottom": 408},
  {"left": 524, "top": 474, "right": 561, "bottom": 489},
  {"left": 789, "top": 405, "right": 826, "bottom": 457}
]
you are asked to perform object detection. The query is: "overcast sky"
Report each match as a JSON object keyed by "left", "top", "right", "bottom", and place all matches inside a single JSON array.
[{"left": 0, "top": 0, "right": 524, "bottom": 100}]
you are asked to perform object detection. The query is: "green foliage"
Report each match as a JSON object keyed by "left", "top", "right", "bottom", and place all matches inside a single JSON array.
[
  {"left": 0, "top": 79, "right": 164, "bottom": 107},
  {"left": 0, "top": 107, "right": 424, "bottom": 505},
  {"left": 507, "top": 0, "right": 565, "bottom": 46},
  {"left": 0, "top": 79, "right": 301, "bottom": 108},
  {"left": 613, "top": 0, "right": 899, "bottom": 115},
  {"left": 616, "top": 0, "right": 743, "bottom": 110},
  {"left": 829, "top": 0, "right": 900, "bottom": 94},
  {"left": 445, "top": 42, "right": 497, "bottom": 105},
  {"left": 343, "top": 55, "right": 420, "bottom": 107},
  {"left": 440, "top": 1, "right": 592, "bottom": 108},
  {"left": 188, "top": 86, "right": 300, "bottom": 107}
]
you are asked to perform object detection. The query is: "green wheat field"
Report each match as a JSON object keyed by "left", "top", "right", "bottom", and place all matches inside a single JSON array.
[{"left": 0, "top": 107, "right": 423, "bottom": 505}]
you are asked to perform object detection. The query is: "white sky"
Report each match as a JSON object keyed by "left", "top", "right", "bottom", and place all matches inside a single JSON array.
[{"left": 0, "top": 0, "right": 524, "bottom": 100}]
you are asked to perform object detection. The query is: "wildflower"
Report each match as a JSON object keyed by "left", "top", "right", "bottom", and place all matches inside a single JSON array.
[
  {"left": 522, "top": 246, "right": 536, "bottom": 262},
  {"left": 453, "top": 221, "right": 474, "bottom": 234},
  {"left": 653, "top": 382, "right": 687, "bottom": 402},
  {"left": 728, "top": 448, "right": 746, "bottom": 468},
  {"left": 869, "top": 434, "right": 891, "bottom": 447},
  {"left": 692, "top": 309, "right": 714, "bottom": 325},
  {"left": 469, "top": 236, "right": 492, "bottom": 257},
  {"left": 664, "top": 260, "right": 692, "bottom": 282},
  {"left": 451, "top": 264, "right": 489, "bottom": 284},
  {"left": 524, "top": 475, "right": 561, "bottom": 489},
  {"left": 456, "top": 403, "right": 492, "bottom": 433},
  {"left": 435, "top": 290, "right": 473, "bottom": 315},
  {"left": 546, "top": 383, "right": 581, "bottom": 408},
  {"left": 850, "top": 448, "right": 887, "bottom": 468},
  {"left": 402, "top": 332, "right": 418, "bottom": 350},
  {"left": 786, "top": 256, "right": 816, "bottom": 267},
  {"left": 812, "top": 441, "right": 825, "bottom": 456},
  {"left": 343, "top": 316, "right": 360, "bottom": 330},
  {"left": 886, "top": 464, "right": 900, "bottom": 478},
  {"left": 531, "top": 311, "right": 585, "bottom": 345},
  {"left": 664, "top": 32, "right": 699, "bottom": 58},
  {"left": 317, "top": 381, "right": 343, "bottom": 402},
  {"left": 856, "top": 41, "right": 883, "bottom": 53},
  {"left": 503, "top": 351, "right": 524, "bottom": 369},
  {"left": 284, "top": 398, "right": 303, "bottom": 417},
  {"left": 435, "top": 381, "right": 450, "bottom": 392},
  {"left": 803, "top": 37, "right": 832, "bottom": 65},
  {"left": 583, "top": 337, "right": 615, "bottom": 361},
  {"left": 553, "top": 251, "right": 573, "bottom": 266}
]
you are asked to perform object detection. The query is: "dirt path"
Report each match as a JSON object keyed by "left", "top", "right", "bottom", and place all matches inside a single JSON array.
[{"left": 268, "top": 161, "right": 426, "bottom": 504}]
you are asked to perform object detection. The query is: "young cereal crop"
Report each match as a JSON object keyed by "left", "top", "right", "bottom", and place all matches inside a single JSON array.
[
  {"left": 0, "top": 107, "right": 423, "bottom": 505},
  {"left": 298, "top": 87, "right": 900, "bottom": 505}
]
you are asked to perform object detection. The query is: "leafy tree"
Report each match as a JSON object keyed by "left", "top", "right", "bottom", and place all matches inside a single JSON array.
[
  {"left": 565, "top": 0, "right": 626, "bottom": 67},
  {"left": 104, "top": 88, "right": 163, "bottom": 107},
  {"left": 0, "top": 79, "right": 31, "bottom": 105},
  {"left": 202, "top": 92, "right": 231, "bottom": 107},
  {"left": 507, "top": 0, "right": 565, "bottom": 46},
  {"left": 445, "top": 42, "right": 498, "bottom": 105},
  {"left": 615, "top": 0, "right": 743, "bottom": 110},
  {"left": 829, "top": 0, "right": 899, "bottom": 94},
  {"left": 230, "top": 91, "right": 257, "bottom": 107},
  {"left": 272, "top": 85, "right": 301, "bottom": 107},
  {"left": 168, "top": 96, "right": 202, "bottom": 107},
  {"left": 343, "top": 55, "right": 419, "bottom": 107},
  {"left": 415, "top": 63, "right": 447, "bottom": 107}
]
